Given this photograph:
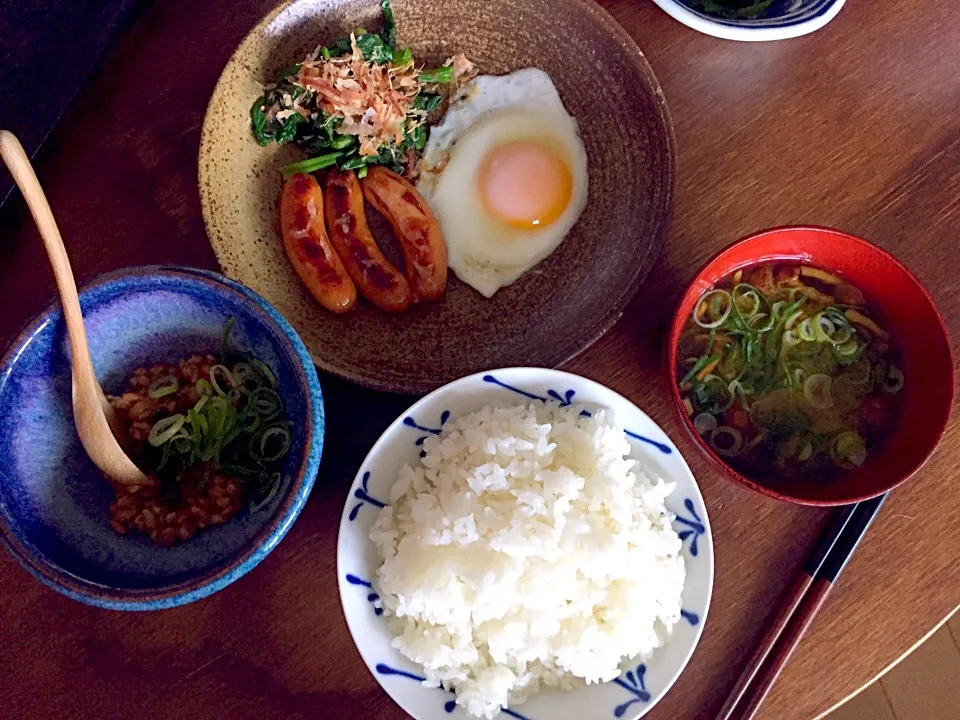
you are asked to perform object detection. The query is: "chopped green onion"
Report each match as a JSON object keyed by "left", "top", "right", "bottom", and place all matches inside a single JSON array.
[
  {"left": 719, "top": 344, "right": 742, "bottom": 377},
  {"left": 832, "top": 337, "right": 862, "bottom": 364},
  {"left": 149, "top": 414, "right": 186, "bottom": 447},
  {"left": 747, "top": 312, "right": 774, "bottom": 332},
  {"left": 698, "top": 374, "right": 735, "bottom": 413},
  {"left": 783, "top": 310, "right": 804, "bottom": 332},
  {"left": 252, "top": 360, "right": 277, "bottom": 388},
  {"left": 249, "top": 387, "right": 283, "bottom": 418},
  {"left": 258, "top": 425, "right": 291, "bottom": 461},
  {"left": 210, "top": 364, "right": 236, "bottom": 397},
  {"left": 240, "top": 410, "right": 261, "bottom": 432},
  {"left": 694, "top": 413, "right": 718, "bottom": 435},
  {"left": 147, "top": 375, "right": 179, "bottom": 399},
  {"left": 735, "top": 381, "right": 757, "bottom": 412},
  {"left": 680, "top": 267, "right": 899, "bottom": 481},
  {"left": 694, "top": 290, "right": 732, "bottom": 329},
  {"left": 704, "top": 328, "right": 718, "bottom": 357},
  {"left": 782, "top": 328, "right": 803, "bottom": 348},
  {"left": 233, "top": 362, "right": 257, "bottom": 387},
  {"left": 831, "top": 431, "right": 866, "bottom": 468},
  {"left": 680, "top": 354, "right": 721, "bottom": 387},
  {"left": 803, "top": 373, "right": 834, "bottom": 409},
  {"left": 709, "top": 426, "right": 743, "bottom": 457},
  {"left": 813, "top": 310, "right": 854, "bottom": 345},
  {"left": 134, "top": 320, "right": 293, "bottom": 514},
  {"left": 251, "top": 473, "right": 284, "bottom": 512},
  {"left": 790, "top": 365, "right": 807, "bottom": 389},
  {"left": 732, "top": 283, "right": 762, "bottom": 318}
]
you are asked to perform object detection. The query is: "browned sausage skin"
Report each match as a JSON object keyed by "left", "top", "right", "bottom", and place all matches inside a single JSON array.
[
  {"left": 324, "top": 168, "right": 412, "bottom": 313},
  {"left": 361, "top": 166, "right": 448, "bottom": 301},
  {"left": 280, "top": 173, "right": 357, "bottom": 313}
]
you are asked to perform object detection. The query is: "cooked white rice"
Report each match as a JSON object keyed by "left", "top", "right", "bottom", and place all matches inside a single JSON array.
[{"left": 370, "top": 401, "right": 685, "bottom": 719}]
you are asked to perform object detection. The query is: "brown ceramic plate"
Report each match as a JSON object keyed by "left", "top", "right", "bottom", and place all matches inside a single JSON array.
[{"left": 199, "top": 0, "right": 676, "bottom": 394}]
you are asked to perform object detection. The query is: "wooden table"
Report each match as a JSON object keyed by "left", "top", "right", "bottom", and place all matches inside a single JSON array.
[{"left": 1, "top": 1, "right": 958, "bottom": 718}]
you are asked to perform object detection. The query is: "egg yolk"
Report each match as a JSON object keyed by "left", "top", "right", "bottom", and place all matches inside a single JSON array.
[{"left": 478, "top": 140, "right": 573, "bottom": 229}]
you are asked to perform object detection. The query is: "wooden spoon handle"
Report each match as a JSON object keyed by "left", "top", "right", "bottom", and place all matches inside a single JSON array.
[
  {"left": 0, "top": 131, "right": 96, "bottom": 389},
  {"left": 0, "top": 130, "right": 147, "bottom": 485}
]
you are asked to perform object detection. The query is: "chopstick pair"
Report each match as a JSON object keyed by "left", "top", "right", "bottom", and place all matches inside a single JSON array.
[{"left": 716, "top": 493, "right": 889, "bottom": 720}]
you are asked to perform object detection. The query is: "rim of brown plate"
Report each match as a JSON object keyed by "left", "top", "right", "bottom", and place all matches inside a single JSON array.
[{"left": 198, "top": 0, "right": 677, "bottom": 394}]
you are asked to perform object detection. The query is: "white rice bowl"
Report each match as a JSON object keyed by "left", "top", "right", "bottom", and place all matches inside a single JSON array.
[
  {"left": 369, "top": 402, "right": 686, "bottom": 719},
  {"left": 338, "top": 368, "right": 712, "bottom": 720}
]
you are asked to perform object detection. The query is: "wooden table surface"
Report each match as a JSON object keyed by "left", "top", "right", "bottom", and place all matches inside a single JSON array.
[{"left": 1, "top": 1, "right": 958, "bottom": 718}]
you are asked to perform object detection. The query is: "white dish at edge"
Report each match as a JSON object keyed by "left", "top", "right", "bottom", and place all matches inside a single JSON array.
[
  {"left": 650, "top": 0, "right": 846, "bottom": 42},
  {"left": 337, "top": 367, "right": 714, "bottom": 720}
]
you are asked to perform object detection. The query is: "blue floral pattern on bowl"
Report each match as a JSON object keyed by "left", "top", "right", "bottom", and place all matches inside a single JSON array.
[
  {"left": 345, "top": 573, "right": 383, "bottom": 616},
  {"left": 401, "top": 374, "right": 673, "bottom": 456},
  {"left": 613, "top": 664, "right": 650, "bottom": 718},
  {"left": 482, "top": 374, "right": 674, "bottom": 455},
  {"left": 376, "top": 664, "right": 534, "bottom": 719},
  {"left": 674, "top": 498, "right": 706, "bottom": 557},
  {"left": 403, "top": 411, "right": 450, "bottom": 441},
  {"left": 338, "top": 368, "right": 713, "bottom": 720},
  {"left": 348, "top": 471, "right": 387, "bottom": 521}
]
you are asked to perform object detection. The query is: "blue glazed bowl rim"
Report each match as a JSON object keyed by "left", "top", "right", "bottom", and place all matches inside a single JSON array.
[{"left": 0, "top": 265, "right": 324, "bottom": 610}]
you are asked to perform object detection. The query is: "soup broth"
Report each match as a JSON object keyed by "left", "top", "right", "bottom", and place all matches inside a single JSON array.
[{"left": 677, "top": 262, "right": 904, "bottom": 483}]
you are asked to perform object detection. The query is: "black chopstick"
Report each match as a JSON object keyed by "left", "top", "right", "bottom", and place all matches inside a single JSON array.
[
  {"left": 717, "top": 493, "right": 889, "bottom": 720},
  {"left": 816, "top": 494, "right": 887, "bottom": 582},
  {"left": 715, "top": 501, "right": 858, "bottom": 719}
]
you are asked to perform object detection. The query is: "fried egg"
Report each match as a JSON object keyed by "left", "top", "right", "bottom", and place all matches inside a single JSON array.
[{"left": 417, "top": 68, "right": 588, "bottom": 298}]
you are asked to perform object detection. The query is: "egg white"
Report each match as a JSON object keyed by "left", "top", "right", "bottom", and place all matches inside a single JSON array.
[{"left": 417, "top": 69, "right": 588, "bottom": 298}]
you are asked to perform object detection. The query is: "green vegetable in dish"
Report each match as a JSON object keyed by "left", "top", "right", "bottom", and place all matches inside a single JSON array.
[
  {"left": 677, "top": 263, "right": 904, "bottom": 480},
  {"left": 417, "top": 66, "right": 455, "bottom": 85},
  {"left": 147, "top": 320, "right": 291, "bottom": 510},
  {"left": 250, "top": 0, "right": 473, "bottom": 177}
]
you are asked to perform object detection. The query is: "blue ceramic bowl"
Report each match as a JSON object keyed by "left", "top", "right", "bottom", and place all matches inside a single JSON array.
[
  {"left": 0, "top": 266, "right": 324, "bottom": 610},
  {"left": 652, "top": 0, "right": 845, "bottom": 41}
]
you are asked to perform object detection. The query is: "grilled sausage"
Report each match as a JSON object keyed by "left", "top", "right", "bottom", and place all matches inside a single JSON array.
[
  {"left": 361, "top": 166, "right": 448, "bottom": 301},
  {"left": 324, "top": 169, "right": 412, "bottom": 312},
  {"left": 280, "top": 173, "right": 357, "bottom": 313}
]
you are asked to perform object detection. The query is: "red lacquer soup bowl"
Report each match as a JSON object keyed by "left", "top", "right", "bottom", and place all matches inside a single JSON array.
[{"left": 667, "top": 226, "right": 954, "bottom": 506}]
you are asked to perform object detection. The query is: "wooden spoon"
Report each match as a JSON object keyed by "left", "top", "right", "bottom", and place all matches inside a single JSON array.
[{"left": 0, "top": 130, "right": 149, "bottom": 486}]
